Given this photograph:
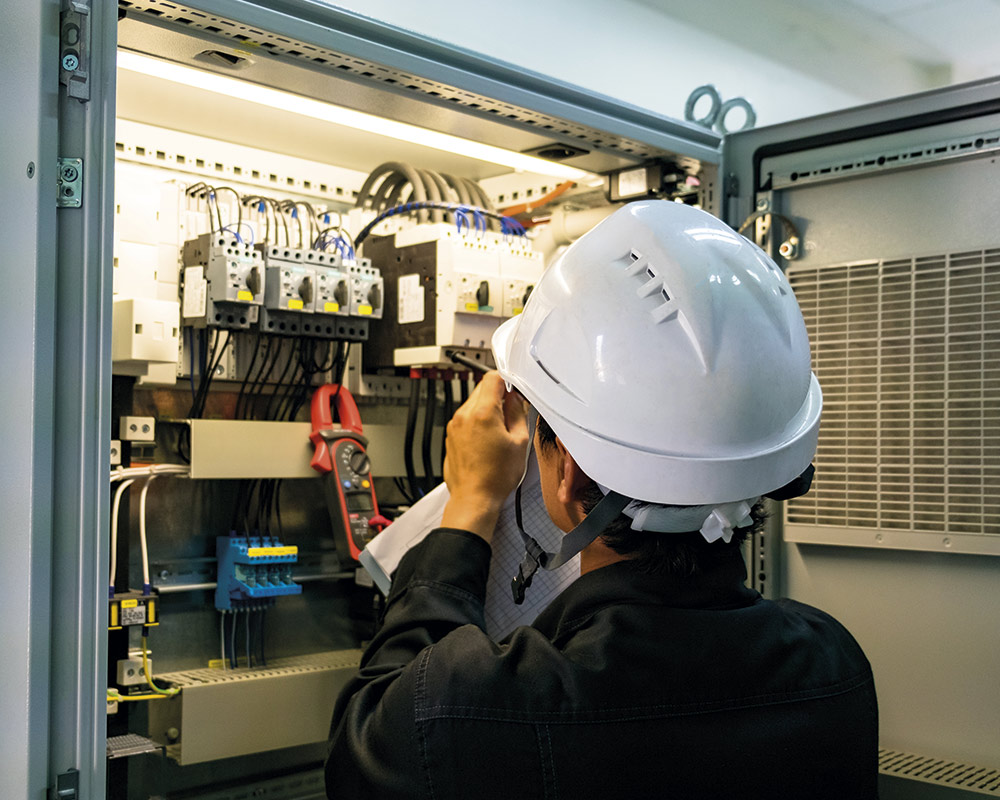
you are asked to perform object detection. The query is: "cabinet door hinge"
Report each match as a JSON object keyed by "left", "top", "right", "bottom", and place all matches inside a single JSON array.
[
  {"left": 60, "top": 0, "right": 92, "bottom": 102},
  {"left": 57, "top": 158, "right": 84, "bottom": 208},
  {"left": 50, "top": 768, "right": 80, "bottom": 800}
]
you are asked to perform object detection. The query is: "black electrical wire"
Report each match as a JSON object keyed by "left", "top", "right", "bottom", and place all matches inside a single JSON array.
[
  {"left": 404, "top": 377, "right": 421, "bottom": 500},
  {"left": 273, "top": 480, "right": 284, "bottom": 540},
  {"left": 259, "top": 608, "right": 267, "bottom": 668},
  {"left": 393, "top": 476, "right": 415, "bottom": 505},
  {"left": 242, "top": 336, "right": 275, "bottom": 419},
  {"left": 193, "top": 330, "right": 231, "bottom": 418},
  {"left": 246, "top": 608, "right": 252, "bottom": 669},
  {"left": 460, "top": 376, "right": 470, "bottom": 404},
  {"left": 421, "top": 377, "right": 437, "bottom": 495},
  {"left": 266, "top": 339, "right": 299, "bottom": 420},
  {"left": 250, "top": 338, "right": 284, "bottom": 420},
  {"left": 441, "top": 376, "right": 455, "bottom": 473},
  {"left": 234, "top": 330, "right": 262, "bottom": 419},
  {"left": 229, "top": 609, "right": 238, "bottom": 669}
]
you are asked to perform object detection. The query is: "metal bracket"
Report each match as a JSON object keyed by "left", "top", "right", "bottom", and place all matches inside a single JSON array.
[
  {"left": 59, "top": 0, "right": 91, "bottom": 102},
  {"left": 50, "top": 768, "right": 79, "bottom": 800},
  {"left": 57, "top": 158, "right": 83, "bottom": 208}
]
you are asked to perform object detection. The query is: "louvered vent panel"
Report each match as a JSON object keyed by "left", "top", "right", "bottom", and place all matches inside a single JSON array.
[
  {"left": 786, "top": 250, "right": 1000, "bottom": 537},
  {"left": 880, "top": 749, "right": 1000, "bottom": 794}
]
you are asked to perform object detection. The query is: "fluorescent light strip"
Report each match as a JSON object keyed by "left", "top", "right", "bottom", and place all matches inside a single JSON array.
[{"left": 117, "top": 51, "right": 591, "bottom": 180}]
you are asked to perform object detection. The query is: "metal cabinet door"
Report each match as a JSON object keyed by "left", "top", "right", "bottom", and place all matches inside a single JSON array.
[
  {"left": 721, "top": 79, "right": 1000, "bottom": 796},
  {"left": 0, "top": 2, "right": 118, "bottom": 799}
]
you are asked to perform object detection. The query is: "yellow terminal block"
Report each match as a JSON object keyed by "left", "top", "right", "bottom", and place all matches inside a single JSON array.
[{"left": 246, "top": 545, "right": 298, "bottom": 557}]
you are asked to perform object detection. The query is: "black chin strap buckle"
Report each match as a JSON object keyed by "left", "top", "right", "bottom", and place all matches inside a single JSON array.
[
  {"left": 511, "top": 538, "right": 547, "bottom": 605},
  {"left": 511, "top": 554, "right": 538, "bottom": 605}
]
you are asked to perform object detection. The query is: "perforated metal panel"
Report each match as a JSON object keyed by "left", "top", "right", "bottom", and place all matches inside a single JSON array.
[
  {"left": 785, "top": 249, "right": 1000, "bottom": 553},
  {"left": 880, "top": 749, "right": 1000, "bottom": 795}
]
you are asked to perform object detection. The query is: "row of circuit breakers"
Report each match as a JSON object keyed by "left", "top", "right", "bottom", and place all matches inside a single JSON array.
[{"left": 181, "top": 233, "right": 385, "bottom": 338}]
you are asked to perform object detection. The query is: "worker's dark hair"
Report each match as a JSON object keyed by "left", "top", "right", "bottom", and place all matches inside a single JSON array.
[{"left": 535, "top": 415, "right": 763, "bottom": 577}]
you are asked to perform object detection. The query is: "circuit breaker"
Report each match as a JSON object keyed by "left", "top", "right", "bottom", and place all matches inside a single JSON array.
[
  {"left": 362, "top": 224, "right": 541, "bottom": 370},
  {"left": 181, "top": 233, "right": 264, "bottom": 330},
  {"left": 256, "top": 245, "right": 383, "bottom": 338}
]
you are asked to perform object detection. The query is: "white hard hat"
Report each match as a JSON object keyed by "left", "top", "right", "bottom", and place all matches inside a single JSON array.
[{"left": 492, "top": 200, "right": 821, "bottom": 507}]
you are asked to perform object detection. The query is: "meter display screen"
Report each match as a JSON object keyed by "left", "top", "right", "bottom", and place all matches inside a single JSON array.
[{"left": 346, "top": 493, "right": 374, "bottom": 512}]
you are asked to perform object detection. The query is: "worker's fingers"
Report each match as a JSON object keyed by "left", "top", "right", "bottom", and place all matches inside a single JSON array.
[{"left": 502, "top": 388, "right": 529, "bottom": 440}]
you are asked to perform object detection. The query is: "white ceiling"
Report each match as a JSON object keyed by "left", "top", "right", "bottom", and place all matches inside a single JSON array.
[{"left": 635, "top": 0, "right": 1000, "bottom": 101}]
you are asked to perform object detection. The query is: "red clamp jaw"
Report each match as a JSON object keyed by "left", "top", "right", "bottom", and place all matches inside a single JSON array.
[
  {"left": 310, "top": 384, "right": 364, "bottom": 474},
  {"left": 310, "top": 384, "right": 389, "bottom": 562}
]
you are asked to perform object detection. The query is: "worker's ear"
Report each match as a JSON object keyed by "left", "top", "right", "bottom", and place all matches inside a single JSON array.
[{"left": 554, "top": 437, "right": 593, "bottom": 513}]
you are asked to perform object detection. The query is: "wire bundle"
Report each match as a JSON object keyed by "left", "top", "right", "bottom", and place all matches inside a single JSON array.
[
  {"left": 354, "top": 201, "right": 526, "bottom": 248},
  {"left": 354, "top": 162, "right": 499, "bottom": 228},
  {"left": 220, "top": 607, "right": 268, "bottom": 670},
  {"left": 399, "top": 373, "right": 466, "bottom": 503}
]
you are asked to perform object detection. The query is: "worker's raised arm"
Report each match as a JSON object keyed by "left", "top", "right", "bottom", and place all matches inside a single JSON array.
[{"left": 440, "top": 372, "right": 529, "bottom": 542}]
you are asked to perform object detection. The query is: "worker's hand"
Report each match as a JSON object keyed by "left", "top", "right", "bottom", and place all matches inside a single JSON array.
[{"left": 441, "top": 372, "right": 529, "bottom": 542}]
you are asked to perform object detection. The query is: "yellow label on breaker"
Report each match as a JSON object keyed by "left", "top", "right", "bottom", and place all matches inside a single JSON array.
[
  {"left": 324, "top": 302, "right": 340, "bottom": 313},
  {"left": 247, "top": 546, "right": 298, "bottom": 557},
  {"left": 121, "top": 599, "right": 139, "bottom": 608},
  {"left": 237, "top": 290, "right": 253, "bottom": 301},
  {"left": 513, "top": 308, "right": 524, "bottom": 316},
  {"left": 358, "top": 304, "right": 373, "bottom": 316},
  {"left": 465, "top": 302, "right": 480, "bottom": 312},
  {"left": 288, "top": 299, "right": 304, "bottom": 310}
]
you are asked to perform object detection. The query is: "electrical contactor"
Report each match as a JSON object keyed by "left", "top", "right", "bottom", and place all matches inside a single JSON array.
[{"left": 362, "top": 223, "right": 542, "bottom": 370}]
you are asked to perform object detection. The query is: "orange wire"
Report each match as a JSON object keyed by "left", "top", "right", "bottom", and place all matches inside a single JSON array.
[{"left": 499, "top": 180, "right": 575, "bottom": 217}]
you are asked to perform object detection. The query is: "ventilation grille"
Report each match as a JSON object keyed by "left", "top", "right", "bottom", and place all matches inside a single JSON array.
[
  {"left": 119, "top": 0, "right": 664, "bottom": 160},
  {"left": 880, "top": 749, "right": 1000, "bottom": 794},
  {"left": 786, "top": 249, "right": 1000, "bottom": 537}
]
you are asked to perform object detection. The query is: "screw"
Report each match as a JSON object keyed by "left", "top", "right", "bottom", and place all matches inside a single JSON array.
[
  {"left": 141, "top": 424, "right": 150, "bottom": 433},
  {"left": 61, "top": 52, "right": 80, "bottom": 71},
  {"left": 756, "top": 198, "right": 770, "bottom": 211},
  {"left": 26, "top": 162, "right": 35, "bottom": 179},
  {"left": 60, "top": 164, "right": 79, "bottom": 182},
  {"left": 130, "top": 423, "right": 138, "bottom": 432},
  {"left": 215, "top": 364, "right": 225, "bottom": 376}
]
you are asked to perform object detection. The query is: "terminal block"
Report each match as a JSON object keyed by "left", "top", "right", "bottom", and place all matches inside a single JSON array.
[
  {"left": 181, "top": 233, "right": 264, "bottom": 330},
  {"left": 215, "top": 536, "right": 302, "bottom": 611}
]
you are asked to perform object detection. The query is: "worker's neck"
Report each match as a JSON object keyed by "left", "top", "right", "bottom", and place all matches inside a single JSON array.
[{"left": 580, "top": 537, "right": 630, "bottom": 575}]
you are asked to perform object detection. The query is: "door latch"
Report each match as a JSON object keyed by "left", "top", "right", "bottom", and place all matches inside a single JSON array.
[
  {"left": 58, "top": 158, "right": 83, "bottom": 208},
  {"left": 60, "top": 0, "right": 91, "bottom": 102},
  {"left": 51, "top": 768, "right": 79, "bottom": 800}
]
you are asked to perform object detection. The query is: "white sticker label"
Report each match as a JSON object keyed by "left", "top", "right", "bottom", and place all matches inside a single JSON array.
[
  {"left": 617, "top": 167, "right": 648, "bottom": 199},
  {"left": 398, "top": 274, "right": 425, "bottom": 325},
  {"left": 182, "top": 266, "right": 207, "bottom": 318}
]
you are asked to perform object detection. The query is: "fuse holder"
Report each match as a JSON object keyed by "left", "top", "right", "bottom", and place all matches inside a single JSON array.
[{"left": 109, "top": 591, "right": 159, "bottom": 630}]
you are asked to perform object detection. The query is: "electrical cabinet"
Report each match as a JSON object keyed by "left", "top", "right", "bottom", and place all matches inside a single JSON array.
[{"left": 5, "top": 1, "right": 998, "bottom": 800}]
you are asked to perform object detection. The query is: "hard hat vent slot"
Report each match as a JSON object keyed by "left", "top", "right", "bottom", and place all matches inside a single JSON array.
[{"left": 661, "top": 288, "right": 671, "bottom": 302}]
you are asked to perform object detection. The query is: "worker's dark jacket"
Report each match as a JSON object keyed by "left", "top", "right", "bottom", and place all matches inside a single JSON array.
[{"left": 326, "top": 529, "right": 878, "bottom": 799}]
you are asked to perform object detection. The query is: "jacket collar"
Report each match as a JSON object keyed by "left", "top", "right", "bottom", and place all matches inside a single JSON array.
[{"left": 531, "top": 548, "right": 759, "bottom": 641}]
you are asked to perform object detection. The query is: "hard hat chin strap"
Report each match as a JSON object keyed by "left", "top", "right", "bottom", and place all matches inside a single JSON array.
[
  {"left": 511, "top": 408, "right": 631, "bottom": 605},
  {"left": 511, "top": 486, "right": 631, "bottom": 605}
]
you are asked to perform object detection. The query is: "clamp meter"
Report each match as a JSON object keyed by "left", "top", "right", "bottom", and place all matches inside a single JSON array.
[{"left": 310, "top": 384, "right": 389, "bottom": 562}]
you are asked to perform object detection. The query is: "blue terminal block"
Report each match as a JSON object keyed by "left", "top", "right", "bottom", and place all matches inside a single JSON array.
[{"left": 215, "top": 535, "right": 302, "bottom": 611}]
